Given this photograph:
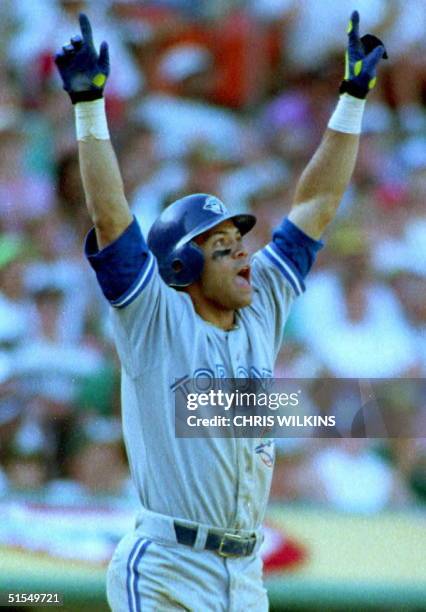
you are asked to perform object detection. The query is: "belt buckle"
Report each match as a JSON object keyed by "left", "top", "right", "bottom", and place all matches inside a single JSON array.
[{"left": 217, "top": 532, "right": 256, "bottom": 558}]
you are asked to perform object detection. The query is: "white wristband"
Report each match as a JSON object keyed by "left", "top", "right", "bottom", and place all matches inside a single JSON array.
[
  {"left": 328, "top": 94, "right": 366, "bottom": 134},
  {"left": 74, "top": 98, "right": 110, "bottom": 141}
]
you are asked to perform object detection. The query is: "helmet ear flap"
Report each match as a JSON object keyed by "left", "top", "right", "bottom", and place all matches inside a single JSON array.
[{"left": 165, "top": 241, "right": 204, "bottom": 287}]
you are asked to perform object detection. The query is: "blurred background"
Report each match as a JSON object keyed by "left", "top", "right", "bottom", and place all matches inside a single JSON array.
[{"left": 0, "top": 0, "right": 425, "bottom": 610}]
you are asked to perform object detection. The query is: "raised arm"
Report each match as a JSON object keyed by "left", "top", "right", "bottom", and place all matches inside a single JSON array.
[
  {"left": 288, "top": 11, "right": 387, "bottom": 240},
  {"left": 55, "top": 14, "right": 132, "bottom": 248}
]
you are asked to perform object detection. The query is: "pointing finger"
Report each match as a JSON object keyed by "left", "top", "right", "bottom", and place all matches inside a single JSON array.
[
  {"left": 347, "top": 10, "right": 360, "bottom": 39},
  {"left": 79, "top": 13, "right": 94, "bottom": 47},
  {"left": 347, "top": 10, "right": 362, "bottom": 56}
]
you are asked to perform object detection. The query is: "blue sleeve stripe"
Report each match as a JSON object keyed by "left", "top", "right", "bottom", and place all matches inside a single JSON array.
[
  {"left": 268, "top": 241, "right": 306, "bottom": 292},
  {"left": 111, "top": 253, "right": 156, "bottom": 309},
  {"left": 262, "top": 245, "right": 304, "bottom": 296}
]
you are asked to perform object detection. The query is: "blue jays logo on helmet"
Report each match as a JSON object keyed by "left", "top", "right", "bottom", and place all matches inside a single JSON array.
[
  {"left": 147, "top": 193, "right": 256, "bottom": 288},
  {"left": 203, "top": 196, "right": 227, "bottom": 215}
]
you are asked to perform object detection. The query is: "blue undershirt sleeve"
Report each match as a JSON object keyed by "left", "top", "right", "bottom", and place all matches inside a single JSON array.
[
  {"left": 84, "top": 217, "right": 155, "bottom": 307},
  {"left": 261, "top": 218, "right": 324, "bottom": 295}
]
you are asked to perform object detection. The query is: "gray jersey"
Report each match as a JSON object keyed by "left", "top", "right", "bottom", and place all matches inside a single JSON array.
[
  {"left": 85, "top": 216, "right": 321, "bottom": 531},
  {"left": 111, "top": 251, "right": 300, "bottom": 531}
]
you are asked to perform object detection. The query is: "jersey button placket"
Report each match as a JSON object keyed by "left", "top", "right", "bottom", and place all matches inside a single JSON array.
[
  {"left": 226, "top": 327, "right": 243, "bottom": 377},
  {"left": 227, "top": 328, "right": 250, "bottom": 528}
]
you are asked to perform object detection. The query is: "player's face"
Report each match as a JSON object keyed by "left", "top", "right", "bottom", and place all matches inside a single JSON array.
[{"left": 195, "top": 220, "right": 252, "bottom": 309}]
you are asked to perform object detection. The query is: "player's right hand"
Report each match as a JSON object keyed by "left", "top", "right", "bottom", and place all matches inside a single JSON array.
[{"left": 54, "top": 13, "right": 110, "bottom": 104}]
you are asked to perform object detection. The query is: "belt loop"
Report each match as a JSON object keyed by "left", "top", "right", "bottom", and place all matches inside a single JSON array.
[
  {"left": 135, "top": 507, "right": 177, "bottom": 544},
  {"left": 193, "top": 524, "right": 208, "bottom": 551}
]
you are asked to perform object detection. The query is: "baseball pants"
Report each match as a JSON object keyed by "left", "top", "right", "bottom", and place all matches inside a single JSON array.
[{"left": 106, "top": 510, "right": 268, "bottom": 611}]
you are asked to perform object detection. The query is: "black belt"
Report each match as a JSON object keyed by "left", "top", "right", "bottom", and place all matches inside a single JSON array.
[{"left": 174, "top": 522, "right": 257, "bottom": 557}]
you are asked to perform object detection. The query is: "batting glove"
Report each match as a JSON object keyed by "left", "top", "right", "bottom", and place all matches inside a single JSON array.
[
  {"left": 54, "top": 13, "right": 109, "bottom": 104},
  {"left": 339, "top": 10, "right": 388, "bottom": 99}
]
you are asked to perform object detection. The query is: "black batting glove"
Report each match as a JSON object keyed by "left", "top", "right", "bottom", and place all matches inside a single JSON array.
[
  {"left": 340, "top": 11, "right": 388, "bottom": 99},
  {"left": 54, "top": 13, "right": 110, "bottom": 104}
]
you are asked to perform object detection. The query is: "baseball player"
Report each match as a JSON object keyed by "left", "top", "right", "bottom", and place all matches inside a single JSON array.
[{"left": 54, "top": 11, "right": 386, "bottom": 611}]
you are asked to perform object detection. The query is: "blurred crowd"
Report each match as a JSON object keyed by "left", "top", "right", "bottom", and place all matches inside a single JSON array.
[{"left": 0, "top": 0, "right": 425, "bottom": 513}]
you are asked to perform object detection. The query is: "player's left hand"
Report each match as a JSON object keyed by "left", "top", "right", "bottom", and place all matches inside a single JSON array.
[
  {"left": 54, "top": 13, "right": 110, "bottom": 104},
  {"left": 340, "top": 10, "right": 388, "bottom": 99}
]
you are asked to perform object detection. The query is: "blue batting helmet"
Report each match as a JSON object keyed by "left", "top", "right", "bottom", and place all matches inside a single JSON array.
[{"left": 147, "top": 193, "right": 256, "bottom": 287}]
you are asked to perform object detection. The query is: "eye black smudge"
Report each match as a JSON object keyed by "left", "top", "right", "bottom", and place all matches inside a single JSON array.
[{"left": 212, "top": 248, "right": 232, "bottom": 260}]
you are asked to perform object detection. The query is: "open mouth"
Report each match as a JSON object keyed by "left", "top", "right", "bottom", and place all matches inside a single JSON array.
[{"left": 235, "top": 265, "right": 251, "bottom": 289}]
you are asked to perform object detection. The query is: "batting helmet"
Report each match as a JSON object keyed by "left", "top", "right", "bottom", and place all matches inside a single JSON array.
[{"left": 147, "top": 193, "right": 256, "bottom": 287}]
